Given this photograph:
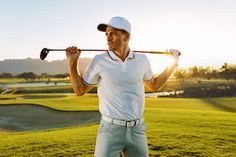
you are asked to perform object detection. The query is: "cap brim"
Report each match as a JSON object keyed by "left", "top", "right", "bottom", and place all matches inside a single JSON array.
[{"left": 97, "top": 23, "right": 108, "bottom": 32}]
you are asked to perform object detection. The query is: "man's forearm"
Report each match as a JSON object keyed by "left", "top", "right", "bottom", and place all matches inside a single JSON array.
[
  {"left": 69, "top": 62, "right": 85, "bottom": 96},
  {"left": 152, "top": 64, "right": 177, "bottom": 90}
]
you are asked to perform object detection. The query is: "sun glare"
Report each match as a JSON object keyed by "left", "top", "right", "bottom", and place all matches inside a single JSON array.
[{"left": 147, "top": 54, "right": 175, "bottom": 74}]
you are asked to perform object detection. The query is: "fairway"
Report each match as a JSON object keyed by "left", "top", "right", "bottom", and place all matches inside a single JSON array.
[{"left": 0, "top": 94, "right": 235, "bottom": 156}]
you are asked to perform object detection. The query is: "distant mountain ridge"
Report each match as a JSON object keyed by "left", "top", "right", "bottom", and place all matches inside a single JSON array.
[{"left": 0, "top": 58, "right": 92, "bottom": 75}]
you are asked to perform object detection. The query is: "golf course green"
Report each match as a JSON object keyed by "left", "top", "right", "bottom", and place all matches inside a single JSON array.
[{"left": 0, "top": 94, "right": 235, "bottom": 156}]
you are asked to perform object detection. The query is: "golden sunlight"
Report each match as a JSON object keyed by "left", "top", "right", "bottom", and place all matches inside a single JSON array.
[{"left": 147, "top": 54, "right": 175, "bottom": 74}]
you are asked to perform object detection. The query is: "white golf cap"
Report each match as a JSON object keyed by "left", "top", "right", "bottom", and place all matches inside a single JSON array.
[{"left": 97, "top": 16, "right": 131, "bottom": 34}]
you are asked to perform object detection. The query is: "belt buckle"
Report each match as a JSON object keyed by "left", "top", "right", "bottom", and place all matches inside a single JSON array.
[
  {"left": 117, "top": 120, "right": 125, "bottom": 126},
  {"left": 133, "top": 121, "right": 136, "bottom": 126},
  {"left": 126, "top": 121, "right": 136, "bottom": 127}
]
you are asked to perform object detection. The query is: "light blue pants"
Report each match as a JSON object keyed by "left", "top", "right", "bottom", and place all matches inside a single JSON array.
[{"left": 94, "top": 119, "right": 149, "bottom": 157}]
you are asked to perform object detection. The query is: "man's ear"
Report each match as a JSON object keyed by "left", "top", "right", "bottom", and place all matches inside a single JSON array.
[{"left": 123, "top": 33, "right": 130, "bottom": 42}]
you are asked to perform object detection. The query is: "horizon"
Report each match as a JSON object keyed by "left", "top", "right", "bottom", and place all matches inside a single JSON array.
[
  {"left": 1, "top": 55, "right": 234, "bottom": 69},
  {"left": 1, "top": 0, "right": 236, "bottom": 72}
]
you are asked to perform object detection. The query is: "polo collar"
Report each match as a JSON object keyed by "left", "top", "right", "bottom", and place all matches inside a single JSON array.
[
  {"left": 107, "top": 50, "right": 134, "bottom": 61},
  {"left": 127, "top": 50, "right": 135, "bottom": 59}
]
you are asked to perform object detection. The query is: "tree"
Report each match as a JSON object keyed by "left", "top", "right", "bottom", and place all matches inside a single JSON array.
[
  {"left": 189, "top": 66, "right": 199, "bottom": 78},
  {"left": 221, "top": 62, "right": 229, "bottom": 74},
  {"left": 17, "top": 72, "right": 37, "bottom": 80},
  {"left": 174, "top": 69, "right": 187, "bottom": 81},
  {"left": 39, "top": 73, "right": 49, "bottom": 79},
  {"left": 0, "top": 72, "right": 13, "bottom": 78},
  {"left": 52, "top": 73, "right": 69, "bottom": 78}
]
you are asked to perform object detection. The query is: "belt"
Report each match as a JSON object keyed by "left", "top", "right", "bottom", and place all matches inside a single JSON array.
[{"left": 102, "top": 115, "right": 144, "bottom": 127}]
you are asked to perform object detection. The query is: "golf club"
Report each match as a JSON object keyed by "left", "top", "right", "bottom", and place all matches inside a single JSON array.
[{"left": 40, "top": 48, "right": 181, "bottom": 60}]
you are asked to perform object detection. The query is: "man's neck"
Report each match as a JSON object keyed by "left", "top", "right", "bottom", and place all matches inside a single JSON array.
[{"left": 113, "top": 46, "right": 129, "bottom": 62}]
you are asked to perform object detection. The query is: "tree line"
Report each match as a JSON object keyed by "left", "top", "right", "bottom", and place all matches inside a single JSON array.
[
  {"left": 0, "top": 72, "right": 69, "bottom": 80},
  {"left": 174, "top": 62, "right": 236, "bottom": 80},
  {"left": 0, "top": 62, "right": 235, "bottom": 80}
]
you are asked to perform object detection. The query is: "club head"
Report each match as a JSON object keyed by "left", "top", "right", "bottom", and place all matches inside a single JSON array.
[{"left": 40, "top": 48, "right": 50, "bottom": 60}]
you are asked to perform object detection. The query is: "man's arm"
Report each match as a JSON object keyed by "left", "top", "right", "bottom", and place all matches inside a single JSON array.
[
  {"left": 66, "top": 46, "right": 94, "bottom": 96},
  {"left": 144, "top": 49, "right": 180, "bottom": 91},
  {"left": 144, "top": 64, "right": 177, "bottom": 91}
]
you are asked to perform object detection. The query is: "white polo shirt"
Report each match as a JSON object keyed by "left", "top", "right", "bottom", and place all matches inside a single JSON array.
[{"left": 83, "top": 50, "right": 153, "bottom": 121}]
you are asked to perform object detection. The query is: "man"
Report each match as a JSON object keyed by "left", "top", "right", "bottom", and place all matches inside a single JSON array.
[{"left": 66, "top": 16, "right": 179, "bottom": 157}]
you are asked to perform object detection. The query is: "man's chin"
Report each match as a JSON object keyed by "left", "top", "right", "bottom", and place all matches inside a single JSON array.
[{"left": 108, "top": 47, "right": 114, "bottom": 51}]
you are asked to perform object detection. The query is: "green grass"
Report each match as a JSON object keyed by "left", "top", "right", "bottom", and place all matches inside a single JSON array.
[
  {"left": 144, "top": 78, "right": 236, "bottom": 92},
  {"left": 0, "top": 94, "right": 236, "bottom": 156},
  {"left": 14, "top": 85, "right": 74, "bottom": 94},
  {"left": 0, "top": 94, "right": 99, "bottom": 111},
  {"left": 2, "top": 78, "right": 235, "bottom": 94},
  {"left": 0, "top": 78, "right": 70, "bottom": 84},
  {"left": 0, "top": 78, "right": 27, "bottom": 83}
]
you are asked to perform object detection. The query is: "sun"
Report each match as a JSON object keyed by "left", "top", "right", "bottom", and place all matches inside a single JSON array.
[{"left": 146, "top": 54, "right": 175, "bottom": 74}]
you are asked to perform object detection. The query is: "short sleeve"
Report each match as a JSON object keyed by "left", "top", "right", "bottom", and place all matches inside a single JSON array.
[
  {"left": 143, "top": 56, "right": 153, "bottom": 81},
  {"left": 82, "top": 55, "right": 100, "bottom": 85}
]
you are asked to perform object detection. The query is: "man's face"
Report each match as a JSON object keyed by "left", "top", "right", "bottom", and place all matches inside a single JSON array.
[{"left": 105, "top": 26, "right": 128, "bottom": 51}]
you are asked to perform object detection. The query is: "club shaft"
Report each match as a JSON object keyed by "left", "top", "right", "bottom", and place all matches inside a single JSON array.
[
  {"left": 48, "top": 49, "right": 181, "bottom": 56},
  {"left": 49, "top": 49, "right": 106, "bottom": 52}
]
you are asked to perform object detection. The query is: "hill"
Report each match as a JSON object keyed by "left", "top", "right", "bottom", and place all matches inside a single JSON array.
[{"left": 0, "top": 58, "right": 92, "bottom": 75}]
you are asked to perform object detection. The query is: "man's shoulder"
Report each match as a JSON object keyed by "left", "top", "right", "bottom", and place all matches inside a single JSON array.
[
  {"left": 93, "top": 52, "right": 108, "bottom": 60},
  {"left": 134, "top": 53, "right": 149, "bottom": 61}
]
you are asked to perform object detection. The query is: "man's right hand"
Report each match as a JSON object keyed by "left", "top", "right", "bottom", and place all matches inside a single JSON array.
[{"left": 66, "top": 46, "right": 81, "bottom": 65}]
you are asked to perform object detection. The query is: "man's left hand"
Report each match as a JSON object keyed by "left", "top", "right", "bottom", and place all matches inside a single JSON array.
[{"left": 169, "top": 49, "right": 180, "bottom": 66}]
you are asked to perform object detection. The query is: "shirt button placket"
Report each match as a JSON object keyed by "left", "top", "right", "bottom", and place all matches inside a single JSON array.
[
  {"left": 123, "top": 61, "right": 128, "bottom": 72},
  {"left": 122, "top": 62, "right": 125, "bottom": 72}
]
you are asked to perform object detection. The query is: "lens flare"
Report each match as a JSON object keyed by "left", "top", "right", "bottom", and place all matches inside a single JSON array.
[{"left": 147, "top": 54, "right": 175, "bottom": 74}]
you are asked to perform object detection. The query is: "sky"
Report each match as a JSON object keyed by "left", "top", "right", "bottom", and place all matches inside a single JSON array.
[{"left": 0, "top": 0, "right": 235, "bottom": 72}]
